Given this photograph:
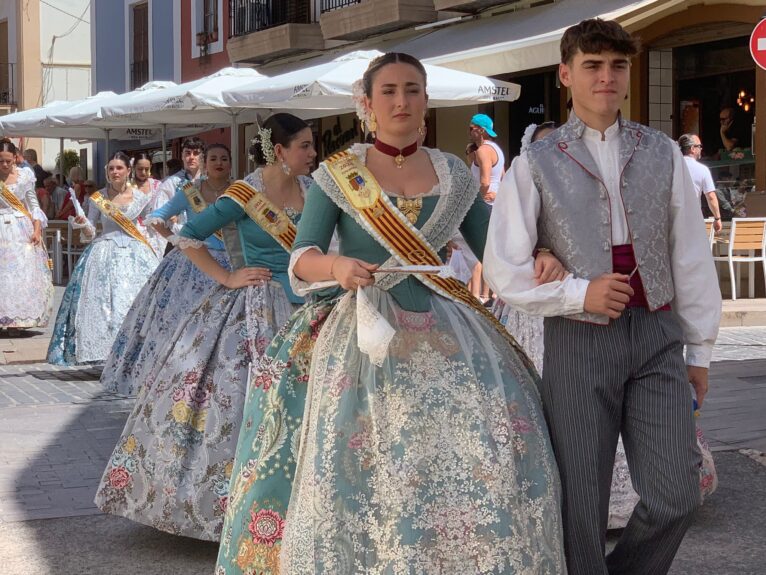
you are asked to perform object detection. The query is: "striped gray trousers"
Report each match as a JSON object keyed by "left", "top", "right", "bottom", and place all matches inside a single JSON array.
[{"left": 540, "top": 308, "right": 701, "bottom": 575}]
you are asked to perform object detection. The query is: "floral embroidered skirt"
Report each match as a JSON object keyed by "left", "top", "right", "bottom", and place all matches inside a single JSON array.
[
  {"left": 216, "top": 295, "right": 339, "bottom": 575},
  {"left": 0, "top": 210, "right": 53, "bottom": 328},
  {"left": 608, "top": 427, "right": 717, "bottom": 530},
  {"left": 47, "top": 239, "right": 159, "bottom": 365},
  {"left": 94, "top": 281, "right": 296, "bottom": 541},
  {"left": 101, "top": 247, "right": 230, "bottom": 396},
  {"left": 224, "top": 287, "right": 565, "bottom": 574},
  {"left": 493, "top": 298, "right": 544, "bottom": 376}
]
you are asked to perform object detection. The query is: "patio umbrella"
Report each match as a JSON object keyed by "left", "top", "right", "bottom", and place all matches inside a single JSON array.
[
  {"left": 99, "top": 68, "right": 273, "bottom": 177},
  {"left": 221, "top": 50, "right": 521, "bottom": 111},
  {"left": 46, "top": 82, "right": 214, "bottom": 176}
]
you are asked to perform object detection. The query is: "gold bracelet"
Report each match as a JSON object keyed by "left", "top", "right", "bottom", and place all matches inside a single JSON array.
[{"left": 329, "top": 255, "right": 341, "bottom": 280}]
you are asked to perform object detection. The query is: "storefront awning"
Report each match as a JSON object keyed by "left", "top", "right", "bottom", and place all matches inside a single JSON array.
[{"left": 393, "top": 0, "right": 663, "bottom": 76}]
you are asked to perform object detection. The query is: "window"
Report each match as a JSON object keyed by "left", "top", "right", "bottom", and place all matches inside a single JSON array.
[
  {"left": 130, "top": 2, "right": 149, "bottom": 89},
  {"left": 203, "top": 0, "right": 218, "bottom": 38},
  {"left": 192, "top": 0, "right": 224, "bottom": 58}
]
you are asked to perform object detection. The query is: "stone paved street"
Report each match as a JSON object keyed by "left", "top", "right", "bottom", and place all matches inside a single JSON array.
[{"left": 0, "top": 327, "right": 763, "bottom": 573}]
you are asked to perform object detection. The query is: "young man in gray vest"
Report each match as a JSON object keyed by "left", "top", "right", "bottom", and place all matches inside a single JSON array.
[{"left": 484, "top": 18, "right": 720, "bottom": 575}]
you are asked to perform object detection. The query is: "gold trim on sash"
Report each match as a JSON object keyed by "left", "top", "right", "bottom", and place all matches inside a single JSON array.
[
  {"left": 89, "top": 191, "right": 157, "bottom": 256},
  {"left": 221, "top": 180, "right": 297, "bottom": 253},
  {"left": 182, "top": 182, "right": 223, "bottom": 241},
  {"left": 324, "top": 150, "right": 535, "bottom": 373},
  {"left": 0, "top": 182, "right": 33, "bottom": 221}
]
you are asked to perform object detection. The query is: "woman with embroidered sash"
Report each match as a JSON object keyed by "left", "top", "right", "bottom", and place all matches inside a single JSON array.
[
  {"left": 94, "top": 114, "right": 315, "bottom": 542},
  {"left": 0, "top": 139, "right": 54, "bottom": 331},
  {"left": 131, "top": 151, "right": 168, "bottom": 257},
  {"left": 47, "top": 151, "right": 161, "bottom": 365},
  {"left": 217, "top": 53, "right": 565, "bottom": 575},
  {"left": 100, "top": 144, "right": 233, "bottom": 397}
]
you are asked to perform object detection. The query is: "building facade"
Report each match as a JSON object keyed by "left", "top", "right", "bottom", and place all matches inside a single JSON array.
[
  {"left": 222, "top": 0, "right": 766, "bottom": 206},
  {"left": 1, "top": 0, "right": 92, "bottom": 174}
]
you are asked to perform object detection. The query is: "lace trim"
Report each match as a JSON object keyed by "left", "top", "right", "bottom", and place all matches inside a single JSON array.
[
  {"left": 172, "top": 234, "right": 205, "bottom": 250},
  {"left": 243, "top": 168, "right": 311, "bottom": 215},
  {"left": 355, "top": 287, "right": 395, "bottom": 367},
  {"left": 143, "top": 215, "right": 166, "bottom": 228},
  {"left": 288, "top": 246, "right": 327, "bottom": 296},
  {"left": 31, "top": 207, "right": 48, "bottom": 228}
]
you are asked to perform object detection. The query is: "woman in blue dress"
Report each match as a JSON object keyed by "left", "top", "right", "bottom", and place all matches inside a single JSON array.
[
  {"left": 47, "top": 151, "right": 160, "bottom": 365},
  {"left": 100, "top": 144, "right": 233, "bottom": 396},
  {"left": 94, "top": 113, "right": 316, "bottom": 542}
]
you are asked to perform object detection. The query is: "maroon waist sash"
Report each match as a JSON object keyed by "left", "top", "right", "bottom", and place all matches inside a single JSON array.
[{"left": 612, "top": 244, "right": 671, "bottom": 311}]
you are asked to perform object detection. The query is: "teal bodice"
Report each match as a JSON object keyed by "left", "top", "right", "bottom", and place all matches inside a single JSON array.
[
  {"left": 180, "top": 196, "right": 303, "bottom": 304},
  {"left": 293, "top": 181, "right": 489, "bottom": 312}
]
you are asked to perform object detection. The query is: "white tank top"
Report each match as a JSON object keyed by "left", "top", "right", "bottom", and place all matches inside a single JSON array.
[{"left": 471, "top": 140, "right": 505, "bottom": 205}]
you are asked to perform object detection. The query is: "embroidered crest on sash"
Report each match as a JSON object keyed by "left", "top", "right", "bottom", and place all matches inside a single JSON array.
[{"left": 221, "top": 180, "right": 297, "bottom": 253}]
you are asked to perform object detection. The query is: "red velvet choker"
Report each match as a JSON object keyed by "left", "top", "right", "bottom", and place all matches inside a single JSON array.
[{"left": 373, "top": 139, "right": 419, "bottom": 168}]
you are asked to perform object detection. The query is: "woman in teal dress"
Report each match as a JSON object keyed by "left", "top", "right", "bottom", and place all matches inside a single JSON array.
[
  {"left": 94, "top": 114, "right": 316, "bottom": 541},
  {"left": 100, "top": 144, "right": 232, "bottom": 397},
  {"left": 216, "top": 53, "right": 565, "bottom": 575}
]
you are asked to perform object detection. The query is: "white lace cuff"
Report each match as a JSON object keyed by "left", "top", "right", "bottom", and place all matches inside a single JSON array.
[
  {"left": 288, "top": 246, "right": 340, "bottom": 296},
  {"left": 143, "top": 216, "right": 166, "bottom": 228},
  {"left": 171, "top": 234, "right": 205, "bottom": 250},
  {"left": 31, "top": 207, "right": 48, "bottom": 228}
]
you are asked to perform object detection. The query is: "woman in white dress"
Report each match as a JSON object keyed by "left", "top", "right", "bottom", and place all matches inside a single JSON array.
[
  {"left": 100, "top": 144, "right": 233, "bottom": 397},
  {"left": 47, "top": 151, "right": 160, "bottom": 365},
  {"left": 0, "top": 139, "right": 53, "bottom": 330}
]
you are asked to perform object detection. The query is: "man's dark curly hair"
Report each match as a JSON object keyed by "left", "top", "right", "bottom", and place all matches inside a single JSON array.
[{"left": 560, "top": 18, "right": 640, "bottom": 64}]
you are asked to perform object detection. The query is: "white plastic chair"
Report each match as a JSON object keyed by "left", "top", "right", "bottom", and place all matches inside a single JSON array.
[
  {"left": 63, "top": 221, "right": 86, "bottom": 277},
  {"left": 703, "top": 217, "right": 715, "bottom": 251},
  {"left": 712, "top": 217, "right": 766, "bottom": 300}
]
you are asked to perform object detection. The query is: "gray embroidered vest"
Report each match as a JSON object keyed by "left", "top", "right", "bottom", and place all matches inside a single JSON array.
[{"left": 526, "top": 114, "right": 675, "bottom": 324}]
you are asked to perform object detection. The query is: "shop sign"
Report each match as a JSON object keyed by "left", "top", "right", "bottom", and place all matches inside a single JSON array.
[{"left": 750, "top": 19, "right": 766, "bottom": 71}]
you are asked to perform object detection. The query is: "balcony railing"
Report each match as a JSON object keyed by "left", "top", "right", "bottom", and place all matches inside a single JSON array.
[
  {"left": 321, "top": 0, "right": 362, "bottom": 12},
  {"left": 0, "top": 62, "right": 16, "bottom": 106},
  {"left": 229, "top": 0, "right": 311, "bottom": 36},
  {"left": 130, "top": 60, "right": 149, "bottom": 90}
]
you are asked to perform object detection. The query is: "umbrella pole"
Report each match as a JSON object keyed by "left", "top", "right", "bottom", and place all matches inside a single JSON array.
[
  {"left": 161, "top": 124, "right": 168, "bottom": 178},
  {"left": 231, "top": 112, "right": 239, "bottom": 179},
  {"left": 59, "top": 138, "right": 64, "bottom": 184},
  {"left": 104, "top": 129, "right": 111, "bottom": 185}
]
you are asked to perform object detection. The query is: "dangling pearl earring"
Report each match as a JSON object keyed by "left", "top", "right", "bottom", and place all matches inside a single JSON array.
[
  {"left": 281, "top": 161, "right": 291, "bottom": 176},
  {"left": 368, "top": 111, "right": 378, "bottom": 133}
]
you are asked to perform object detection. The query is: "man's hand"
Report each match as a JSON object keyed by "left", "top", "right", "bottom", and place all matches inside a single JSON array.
[
  {"left": 713, "top": 219, "right": 722, "bottom": 233},
  {"left": 482, "top": 191, "right": 496, "bottom": 203},
  {"left": 534, "top": 251, "right": 567, "bottom": 284},
  {"left": 583, "top": 273, "right": 635, "bottom": 319},
  {"left": 687, "top": 365, "right": 709, "bottom": 408}
]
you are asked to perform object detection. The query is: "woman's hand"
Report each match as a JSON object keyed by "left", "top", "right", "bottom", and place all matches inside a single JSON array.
[
  {"left": 223, "top": 267, "right": 272, "bottom": 289},
  {"left": 330, "top": 256, "right": 378, "bottom": 290},
  {"left": 30, "top": 228, "right": 42, "bottom": 246},
  {"left": 534, "top": 251, "right": 567, "bottom": 285}
]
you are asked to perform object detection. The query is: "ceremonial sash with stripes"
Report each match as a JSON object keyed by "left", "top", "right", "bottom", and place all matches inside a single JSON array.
[
  {"left": 323, "top": 150, "right": 535, "bottom": 372},
  {"left": 221, "top": 180, "right": 297, "bottom": 252},
  {"left": 0, "top": 182, "right": 33, "bottom": 221},
  {"left": 89, "top": 192, "right": 157, "bottom": 256},
  {"left": 182, "top": 181, "right": 223, "bottom": 241}
]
